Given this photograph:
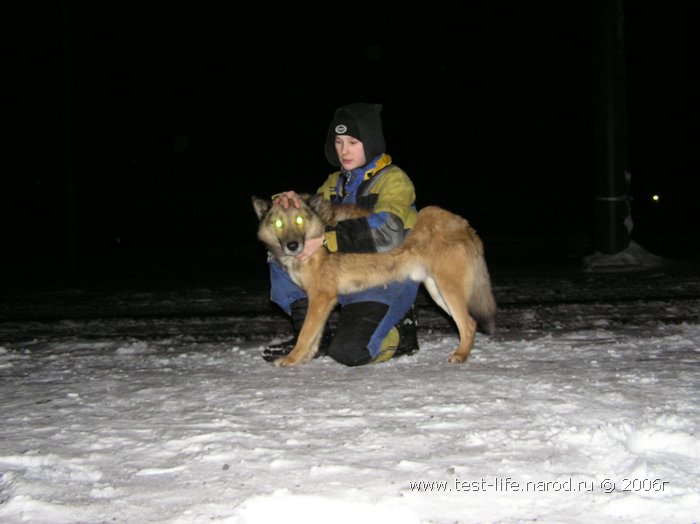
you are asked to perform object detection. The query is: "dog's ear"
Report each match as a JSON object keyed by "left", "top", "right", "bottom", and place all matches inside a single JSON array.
[
  {"left": 252, "top": 196, "right": 271, "bottom": 219},
  {"left": 306, "top": 193, "right": 325, "bottom": 213}
]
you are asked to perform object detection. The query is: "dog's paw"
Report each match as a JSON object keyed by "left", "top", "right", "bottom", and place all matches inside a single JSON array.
[
  {"left": 447, "top": 352, "right": 468, "bottom": 364},
  {"left": 273, "top": 355, "right": 300, "bottom": 367}
]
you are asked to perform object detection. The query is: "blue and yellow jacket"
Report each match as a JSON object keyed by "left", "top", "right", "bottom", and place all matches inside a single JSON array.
[{"left": 317, "top": 153, "right": 417, "bottom": 254}]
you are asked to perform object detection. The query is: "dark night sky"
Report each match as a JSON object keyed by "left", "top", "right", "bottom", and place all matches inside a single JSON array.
[{"left": 2, "top": 4, "right": 698, "bottom": 282}]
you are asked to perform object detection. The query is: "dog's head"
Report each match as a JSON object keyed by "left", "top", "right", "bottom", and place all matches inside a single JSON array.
[{"left": 252, "top": 196, "right": 325, "bottom": 258}]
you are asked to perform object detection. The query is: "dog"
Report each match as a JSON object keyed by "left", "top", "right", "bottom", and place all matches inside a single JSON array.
[{"left": 252, "top": 194, "right": 496, "bottom": 367}]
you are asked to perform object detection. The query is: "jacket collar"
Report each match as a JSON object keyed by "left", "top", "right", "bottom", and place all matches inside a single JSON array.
[{"left": 342, "top": 153, "right": 392, "bottom": 182}]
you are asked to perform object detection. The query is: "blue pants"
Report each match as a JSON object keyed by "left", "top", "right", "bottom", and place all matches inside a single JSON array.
[{"left": 268, "top": 260, "right": 419, "bottom": 358}]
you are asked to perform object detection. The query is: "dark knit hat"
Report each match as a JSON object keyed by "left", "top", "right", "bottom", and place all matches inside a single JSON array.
[{"left": 324, "top": 103, "right": 386, "bottom": 167}]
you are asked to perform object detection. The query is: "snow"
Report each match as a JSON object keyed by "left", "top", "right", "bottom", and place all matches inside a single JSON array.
[
  {"left": 1, "top": 260, "right": 700, "bottom": 523},
  {"left": 584, "top": 241, "right": 666, "bottom": 271}
]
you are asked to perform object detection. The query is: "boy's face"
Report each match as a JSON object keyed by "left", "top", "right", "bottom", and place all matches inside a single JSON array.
[{"left": 334, "top": 135, "right": 366, "bottom": 171}]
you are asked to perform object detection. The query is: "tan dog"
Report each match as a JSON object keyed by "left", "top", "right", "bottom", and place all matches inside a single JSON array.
[{"left": 252, "top": 194, "right": 496, "bottom": 366}]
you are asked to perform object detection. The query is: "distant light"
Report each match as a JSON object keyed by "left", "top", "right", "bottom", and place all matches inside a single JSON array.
[{"left": 651, "top": 194, "right": 660, "bottom": 202}]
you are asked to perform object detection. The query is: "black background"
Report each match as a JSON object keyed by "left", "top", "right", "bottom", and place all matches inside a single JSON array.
[{"left": 3, "top": 3, "right": 698, "bottom": 286}]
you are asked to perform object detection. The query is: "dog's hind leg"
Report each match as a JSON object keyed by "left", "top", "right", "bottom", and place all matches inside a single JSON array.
[
  {"left": 429, "top": 266, "right": 478, "bottom": 364},
  {"left": 446, "top": 308, "right": 477, "bottom": 363},
  {"left": 274, "top": 292, "right": 337, "bottom": 367},
  {"left": 423, "top": 276, "right": 450, "bottom": 314},
  {"left": 442, "top": 286, "right": 477, "bottom": 363}
]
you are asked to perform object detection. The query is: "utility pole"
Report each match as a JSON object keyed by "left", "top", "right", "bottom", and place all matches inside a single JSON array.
[{"left": 592, "top": 0, "right": 631, "bottom": 254}]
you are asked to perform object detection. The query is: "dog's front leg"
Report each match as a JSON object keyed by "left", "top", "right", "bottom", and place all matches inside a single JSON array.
[{"left": 274, "top": 292, "right": 337, "bottom": 367}]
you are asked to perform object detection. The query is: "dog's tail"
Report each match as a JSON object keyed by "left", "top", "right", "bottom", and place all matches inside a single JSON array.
[{"left": 469, "top": 255, "right": 496, "bottom": 335}]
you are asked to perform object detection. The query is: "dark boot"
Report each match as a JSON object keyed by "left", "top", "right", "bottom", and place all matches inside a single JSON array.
[
  {"left": 394, "top": 304, "right": 419, "bottom": 357},
  {"left": 262, "top": 299, "right": 333, "bottom": 362},
  {"left": 262, "top": 298, "right": 307, "bottom": 362}
]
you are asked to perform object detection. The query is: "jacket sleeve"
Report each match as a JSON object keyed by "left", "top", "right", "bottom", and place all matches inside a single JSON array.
[{"left": 326, "top": 168, "right": 417, "bottom": 254}]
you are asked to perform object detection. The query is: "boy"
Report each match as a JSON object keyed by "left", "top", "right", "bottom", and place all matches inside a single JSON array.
[{"left": 264, "top": 103, "right": 419, "bottom": 366}]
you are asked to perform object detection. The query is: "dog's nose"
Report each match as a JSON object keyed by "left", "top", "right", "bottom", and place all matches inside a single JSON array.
[{"left": 286, "top": 241, "right": 299, "bottom": 252}]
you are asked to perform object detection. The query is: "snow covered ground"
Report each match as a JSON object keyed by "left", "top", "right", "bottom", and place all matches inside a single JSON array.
[{"left": 1, "top": 257, "right": 699, "bottom": 523}]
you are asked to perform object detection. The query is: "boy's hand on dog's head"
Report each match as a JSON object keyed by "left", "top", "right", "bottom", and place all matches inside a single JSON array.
[{"left": 273, "top": 191, "right": 302, "bottom": 209}]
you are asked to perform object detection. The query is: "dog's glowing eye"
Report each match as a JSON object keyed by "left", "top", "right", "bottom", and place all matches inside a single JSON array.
[
  {"left": 274, "top": 219, "right": 284, "bottom": 229},
  {"left": 295, "top": 216, "right": 304, "bottom": 226}
]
